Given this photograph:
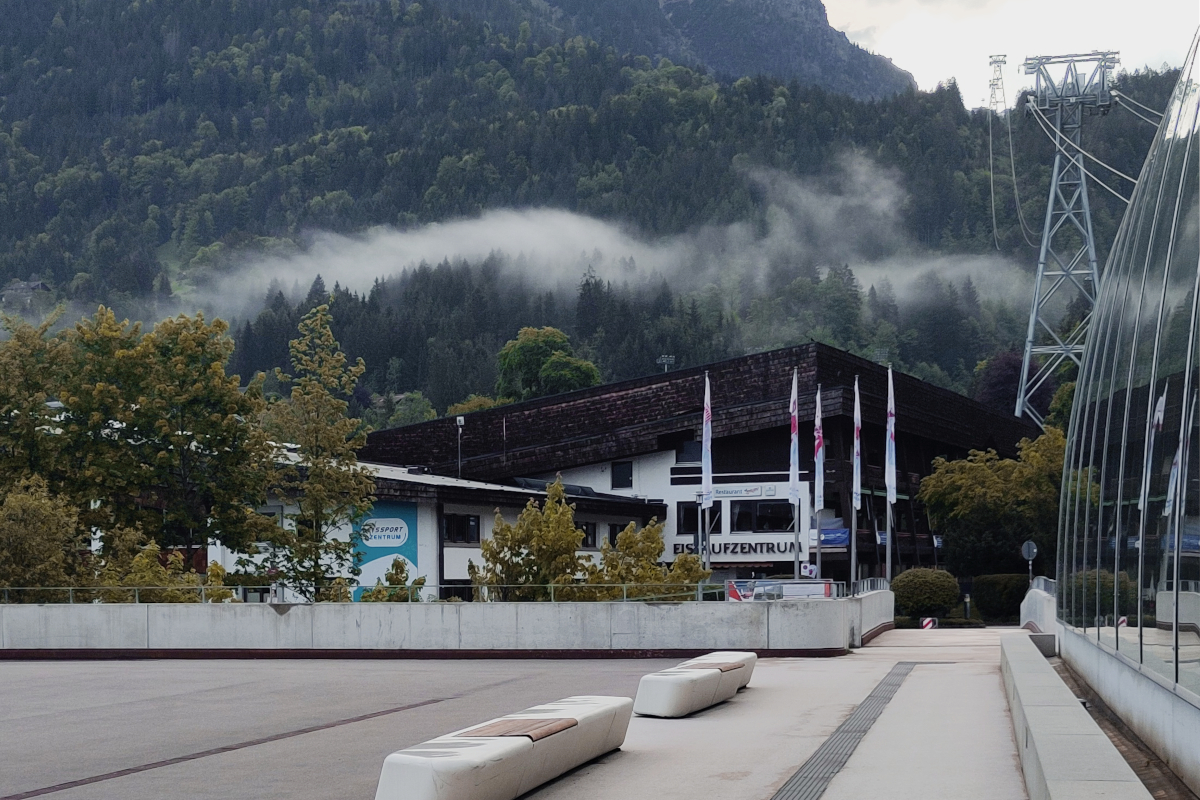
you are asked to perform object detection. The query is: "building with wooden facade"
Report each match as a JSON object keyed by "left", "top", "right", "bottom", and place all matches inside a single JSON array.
[{"left": 361, "top": 343, "right": 1038, "bottom": 582}]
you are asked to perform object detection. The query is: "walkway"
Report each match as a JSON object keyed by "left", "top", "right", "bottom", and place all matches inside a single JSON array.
[
  {"left": 532, "top": 628, "right": 1027, "bottom": 800},
  {"left": 0, "top": 630, "right": 1027, "bottom": 800}
]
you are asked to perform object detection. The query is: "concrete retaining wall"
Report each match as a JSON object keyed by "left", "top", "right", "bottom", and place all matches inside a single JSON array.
[
  {"left": 1001, "top": 633, "right": 1152, "bottom": 800},
  {"left": 1020, "top": 588, "right": 1057, "bottom": 635},
  {"left": 1059, "top": 625, "right": 1200, "bottom": 796},
  {"left": 850, "top": 588, "right": 895, "bottom": 645},
  {"left": 1154, "top": 590, "right": 1200, "bottom": 632},
  {"left": 0, "top": 591, "right": 892, "bottom": 655}
]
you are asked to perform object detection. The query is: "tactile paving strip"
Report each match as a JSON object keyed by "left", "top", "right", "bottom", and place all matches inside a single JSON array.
[{"left": 770, "top": 661, "right": 924, "bottom": 800}]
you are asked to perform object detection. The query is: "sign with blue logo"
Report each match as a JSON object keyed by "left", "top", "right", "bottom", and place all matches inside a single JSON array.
[{"left": 353, "top": 501, "right": 419, "bottom": 601}]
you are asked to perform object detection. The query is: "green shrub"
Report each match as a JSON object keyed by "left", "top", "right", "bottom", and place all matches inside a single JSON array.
[
  {"left": 892, "top": 568, "right": 960, "bottom": 618},
  {"left": 937, "top": 617, "right": 985, "bottom": 628},
  {"left": 971, "top": 574, "right": 1029, "bottom": 620}
]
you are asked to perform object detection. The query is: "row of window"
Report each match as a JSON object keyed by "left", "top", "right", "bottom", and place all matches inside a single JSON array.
[
  {"left": 442, "top": 513, "right": 625, "bottom": 548},
  {"left": 677, "top": 500, "right": 797, "bottom": 534},
  {"left": 442, "top": 500, "right": 799, "bottom": 548}
]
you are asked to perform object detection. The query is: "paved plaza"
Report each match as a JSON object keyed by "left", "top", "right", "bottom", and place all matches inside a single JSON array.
[{"left": 1, "top": 629, "right": 1028, "bottom": 800}]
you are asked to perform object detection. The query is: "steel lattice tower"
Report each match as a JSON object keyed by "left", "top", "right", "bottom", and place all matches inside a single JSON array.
[
  {"left": 1015, "top": 51, "right": 1119, "bottom": 427},
  {"left": 988, "top": 55, "right": 1007, "bottom": 112}
]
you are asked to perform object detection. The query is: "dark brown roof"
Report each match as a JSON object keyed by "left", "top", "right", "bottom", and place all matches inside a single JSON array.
[{"left": 360, "top": 343, "right": 1039, "bottom": 481}]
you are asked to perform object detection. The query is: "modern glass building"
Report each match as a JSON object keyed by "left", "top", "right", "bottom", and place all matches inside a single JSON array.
[{"left": 1060, "top": 29, "right": 1200, "bottom": 703}]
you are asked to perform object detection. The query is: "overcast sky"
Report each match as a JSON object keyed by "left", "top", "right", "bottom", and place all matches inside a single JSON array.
[{"left": 824, "top": 0, "right": 1198, "bottom": 108}]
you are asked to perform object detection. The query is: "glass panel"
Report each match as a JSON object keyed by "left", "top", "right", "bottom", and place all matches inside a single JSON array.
[
  {"left": 1061, "top": 29, "right": 1200, "bottom": 694},
  {"left": 755, "top": 501, "right": 795, "bottom": 532}
]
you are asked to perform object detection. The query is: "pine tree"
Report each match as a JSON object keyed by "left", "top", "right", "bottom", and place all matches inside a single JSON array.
[{"left": 261, "top": 302, "right": 375, "bottom": 601}]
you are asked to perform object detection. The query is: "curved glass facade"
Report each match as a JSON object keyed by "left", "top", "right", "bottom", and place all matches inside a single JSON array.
[{"left": 1060, "top": 30, "right": 1200, "bottom": 698}]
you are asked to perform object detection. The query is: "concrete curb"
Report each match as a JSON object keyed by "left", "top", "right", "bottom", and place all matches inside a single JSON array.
[
  {"left": 0, "top": 647, "right": 848, "bottom": 660},
  {"left": 1000, "top": 633, "right": 1152, "bottom": 800}
]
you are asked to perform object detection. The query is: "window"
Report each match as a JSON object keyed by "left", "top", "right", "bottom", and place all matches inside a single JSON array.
[
  {"left": 676, "top": 441, "right": 702, "bottom": 464},
  {"left": 580, "top": 521, "right": 597, "bottom": 549},
  {"left": 442, "top": 514, "right": 480, "bottom": 544},
  {"left": 677, "top": 501, "right": 723, "bottom": 535},
  {"left": 608, "top": 523, "right": 625, "bottom": 547},
  {"left": 611, "top": 461, "right": 634, "bottom": 489},
  {"left": 731, "top": 501, "right": 795, "bottom": 532}
]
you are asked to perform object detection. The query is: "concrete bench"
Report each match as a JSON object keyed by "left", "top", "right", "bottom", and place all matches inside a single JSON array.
[
  {"left": 678, "top": 651, "right": 757, "bottom": 689},
  {"left": 374, "top": 695, "right": 633, "bottom": 800},
  {"left": 633, "top": 651, "right": 757, "bottom": 718}
]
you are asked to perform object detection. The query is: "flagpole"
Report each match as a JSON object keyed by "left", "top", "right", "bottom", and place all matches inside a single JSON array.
[
  {"left": 885, "top": 366, "right": 897, "bottom": 583},
  {"left": 789, "top": 368, "right": 801, "bottom": 580},
  {"left": 701, "top": 372, "right": 714, "bottom": 576},
  {"left": 886, "top": 500, "right": 893, "bottom": 582},
  {"left": 851, "top": 376, "right": 861, "bottom": 590},
  {"left": 814, "top": 384, "right": 824, "bottom": 581}
]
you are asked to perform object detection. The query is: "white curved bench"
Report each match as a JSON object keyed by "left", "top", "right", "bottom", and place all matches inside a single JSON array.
[
  {"left": 678, "top": 651, "right": 757, "bottom": 689},
  {"left": 633, "top": 651, "right": 757, "bottom": 718},
  {"left": 374, "top": 695, "right": 632, "bottom": 800}
]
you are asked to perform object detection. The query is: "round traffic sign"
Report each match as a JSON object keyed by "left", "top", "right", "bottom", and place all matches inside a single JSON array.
[{"left": 1021, "top": 540, "right": 1038, "bottom": 561}]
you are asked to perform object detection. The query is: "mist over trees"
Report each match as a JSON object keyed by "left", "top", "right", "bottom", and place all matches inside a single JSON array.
[
  {"left": 0, "top": 0, "right": 1173, "bottom": 315},
  {"left": 230, "top": 254, "right": 1037, "bottom": 419}
]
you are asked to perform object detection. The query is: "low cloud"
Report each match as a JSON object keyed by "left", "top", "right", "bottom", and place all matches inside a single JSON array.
[{"left": 201, "top": 155, "right": 1032, "bottom": 321}]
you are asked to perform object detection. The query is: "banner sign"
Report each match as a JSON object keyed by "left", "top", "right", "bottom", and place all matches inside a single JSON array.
[{"left": 352, "top": 500, "right": 419, "bottom": 600}]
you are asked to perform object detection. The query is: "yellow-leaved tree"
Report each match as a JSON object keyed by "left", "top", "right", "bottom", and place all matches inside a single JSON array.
[
  {"left": 584, "top": 521, "right": 710, "bottom": 600},
  {"left": 468, "top": 477, "right": 710, "bottom": 601},
  {"left": 469, "top": 479, "right": 587, "bottom": 601},
  {"left": 360, "top": 557, "right": 427, "bottom": 602}
]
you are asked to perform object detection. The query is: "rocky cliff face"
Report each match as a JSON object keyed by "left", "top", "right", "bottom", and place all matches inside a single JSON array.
[{"left": 660, "top": 0, "right": 915, "bottom": 98}]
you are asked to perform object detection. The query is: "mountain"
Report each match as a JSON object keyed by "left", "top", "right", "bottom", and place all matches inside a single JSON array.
[
  {"left": 0, "top": 0, "right": 1172, "bottom": 315},
  {"left": 442, "top": 0, "right": 915, "bottom": 99},
  {"left": 660, "top": 0, "right": 914, "bottom": 98}
]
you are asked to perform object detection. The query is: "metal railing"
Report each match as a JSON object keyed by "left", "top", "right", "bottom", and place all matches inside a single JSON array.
[
  {"left": 0, "top": 580, "right": 881, "bottom": 604},
  {"left": 1031, "top": 576, "right": 1057, "bottom": 596},
  {"left": 0, "top": 583, "right": 730, "bottom": 604},
  {"left": 726, "top": 579, "right": 848, "bottom": 600},
  {"left": 852, "top": 577, "right": 891, "bottom": 595},
  {"left": 0, "top": 586, "right": 252, "bottom": 604}
]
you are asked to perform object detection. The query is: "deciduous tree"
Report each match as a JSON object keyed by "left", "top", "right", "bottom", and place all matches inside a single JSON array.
[
  {"left": 469, "top": 478, "right": 587, "bottom": 600},
  {"left": 131, "top": 313, "right": 276, "bottom": 555},
  {"left": 918, "top": 428, "right": 1065, "bottom": 577},
  {"left": 0, "top": 477, "right": 87, "bottom": 596}
]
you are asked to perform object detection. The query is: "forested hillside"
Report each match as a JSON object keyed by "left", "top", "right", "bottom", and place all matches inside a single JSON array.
[
  {"left": 438, "top": 0, "right": 916, "bottom": 98},
  {"left": 0, "top": 0, "right": 1177, "bottom": 418}
]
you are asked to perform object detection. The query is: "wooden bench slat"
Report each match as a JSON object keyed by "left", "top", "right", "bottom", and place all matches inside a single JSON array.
[
  {"left": 679, "top": 662, "right": 744, "bottom": 673},
  {"left": 460, "top": 717, "right": 578, "bottom": 741}
]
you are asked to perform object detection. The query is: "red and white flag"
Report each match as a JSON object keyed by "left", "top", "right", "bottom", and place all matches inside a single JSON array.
[
  {"left": 789, "top": 368, "right": 801, "bottom": 504},
  {"left": 701, "top": 373, "right": 713, "bottom": 509},
  {"left": 814, "top": 384, "right": 825, "bottom": 512},
  {"left": 885, "top": 366, "right": 897, "bottom": 505}
]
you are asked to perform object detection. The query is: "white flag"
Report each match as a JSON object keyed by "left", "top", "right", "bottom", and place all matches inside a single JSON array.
[
  {"left": 814, "top": 384, "right": 825, "bottom": 512},
  {"left": 852, "top": 376, "right": 862, "bottom": 511},
  {"left": 1140, "top": 384, "right": 1167, "bottom": 511},
  {"left": 788, "top": 368, "right": 801, "bottom": 503},
  {"left": 885, "top": 366, "right": 897, "bottom": 505},
  {"left": 1164, "top": 438, "right": 1182, "bottom": 518},
  {"left": 701, "top": 373, "right": 713, "bottom": 509}
]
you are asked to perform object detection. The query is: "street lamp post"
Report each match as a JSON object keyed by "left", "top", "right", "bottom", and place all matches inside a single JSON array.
[{"left": 456, "top": 415, "right": 465, "bottom": 478}]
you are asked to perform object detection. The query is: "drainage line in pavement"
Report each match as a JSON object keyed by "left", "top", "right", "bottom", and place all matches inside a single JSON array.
[
  {"left": 0, "top": 696, "right": 451, "bottom": 800},
  {"left": 770, "top": 661, "right": 922, "bottom": 800},
  {"left": 4, "top": 673, "right": 539, "bottom": 800}
]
